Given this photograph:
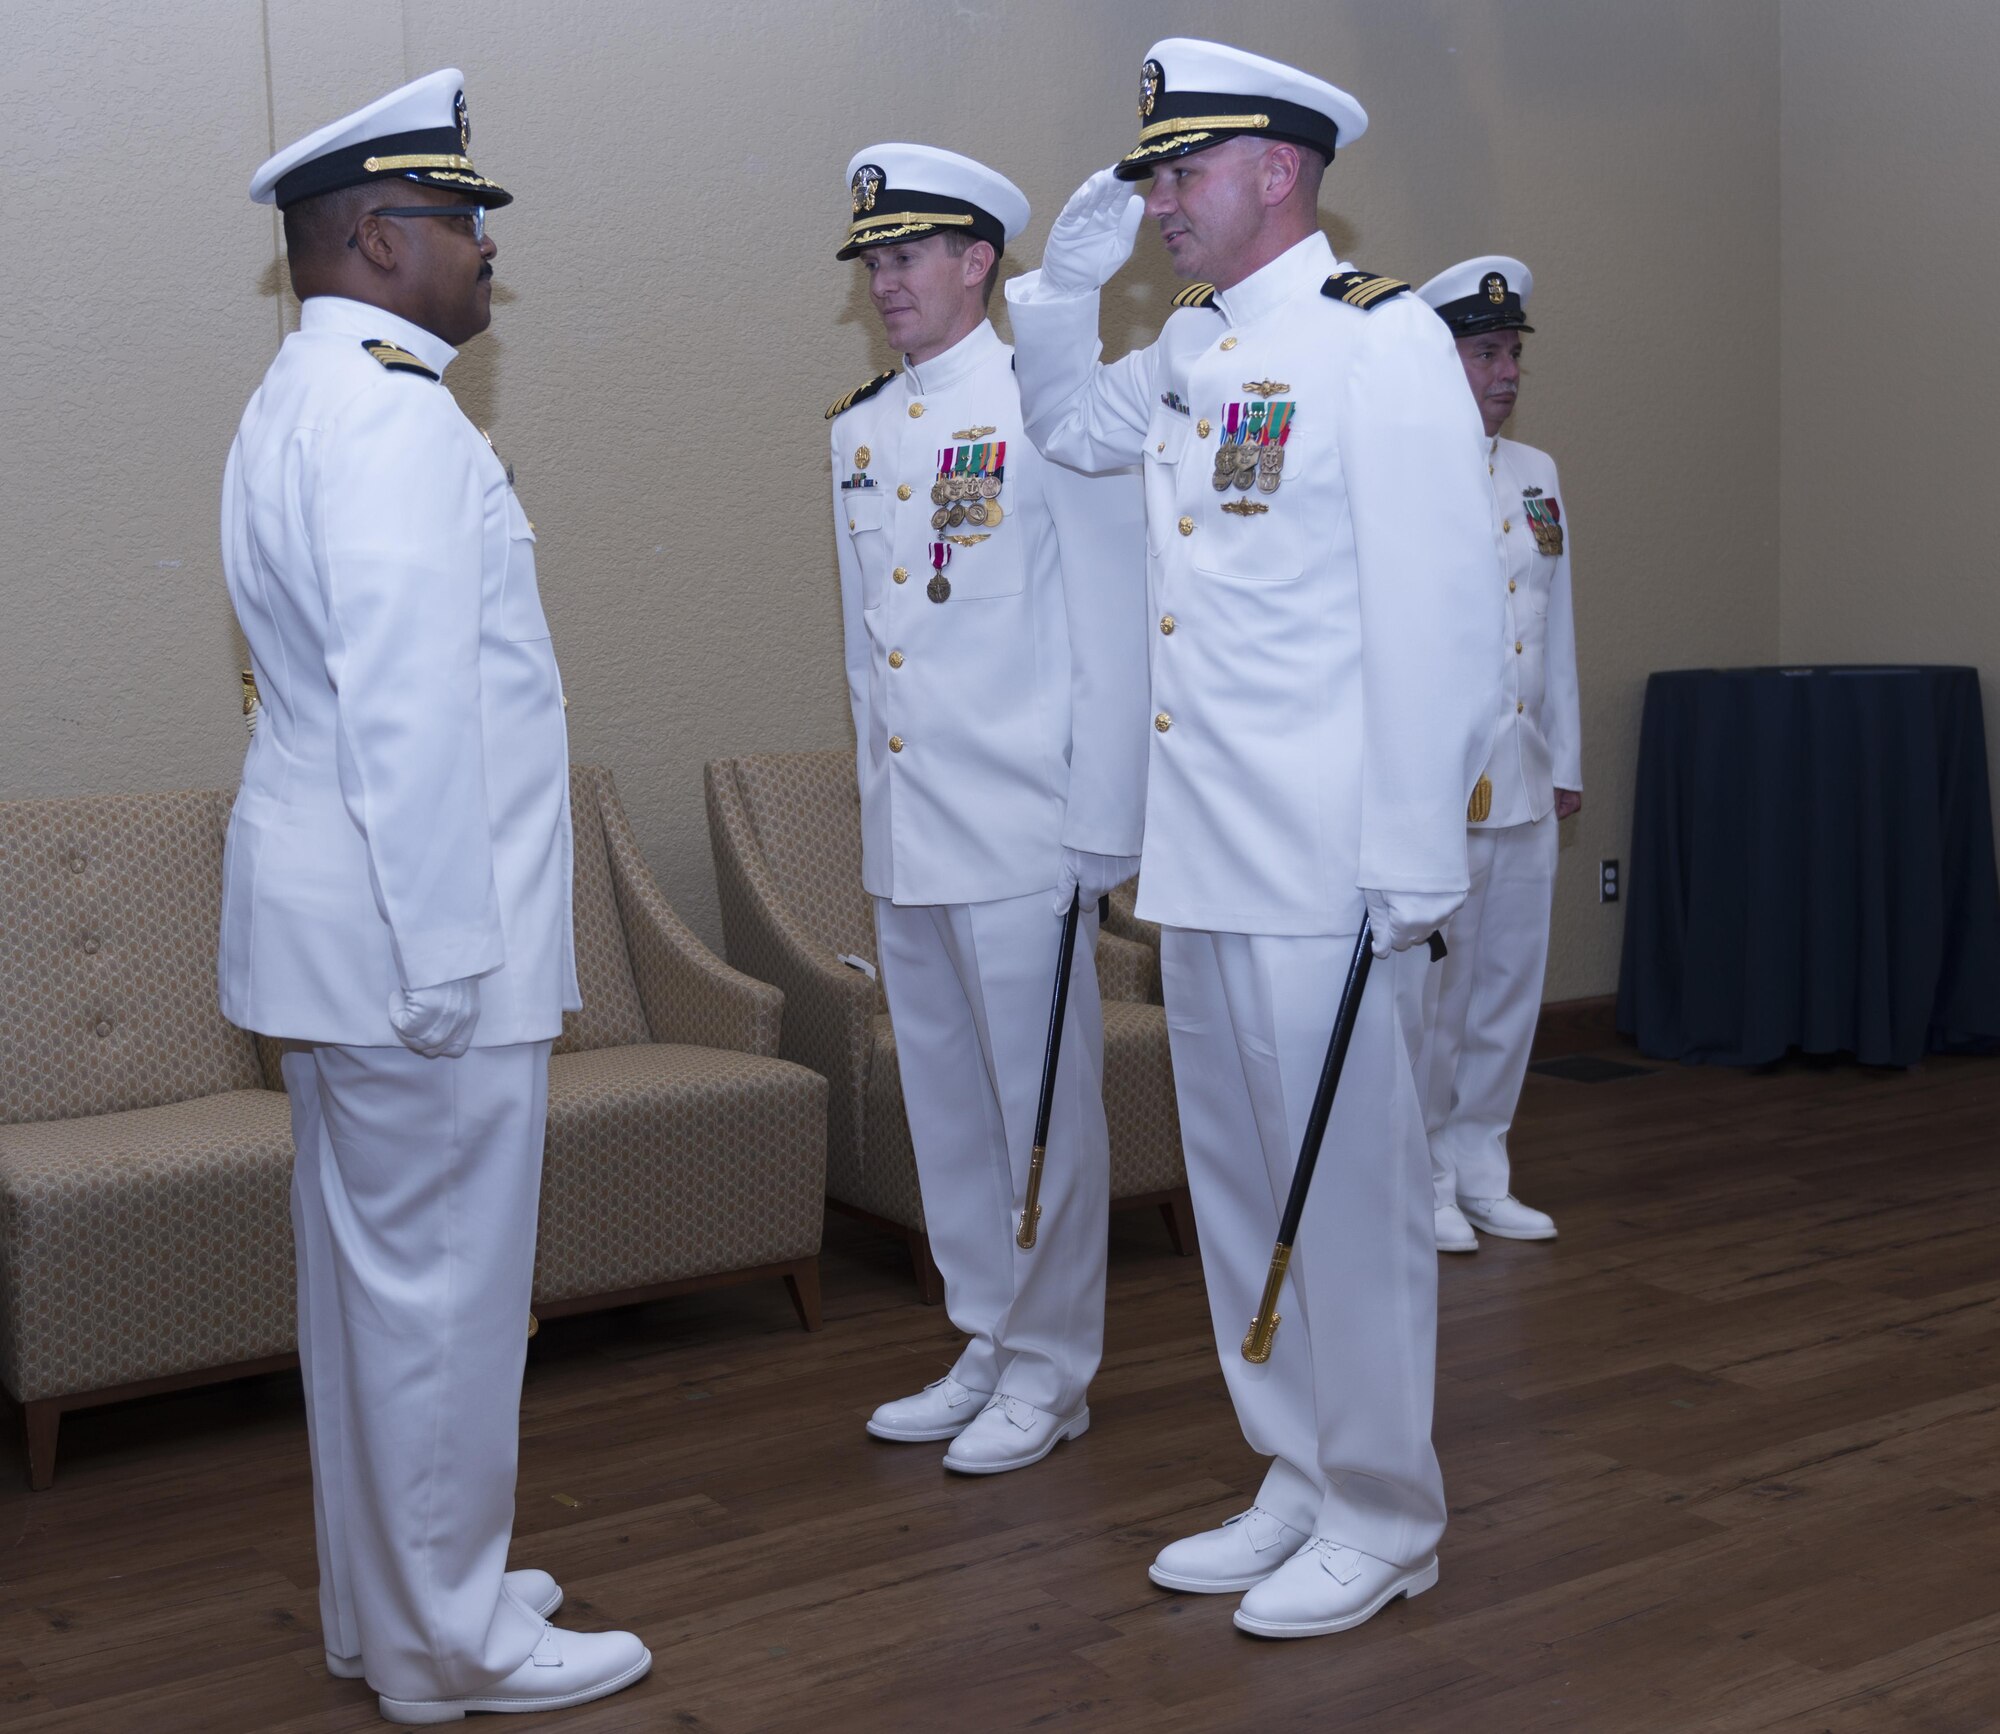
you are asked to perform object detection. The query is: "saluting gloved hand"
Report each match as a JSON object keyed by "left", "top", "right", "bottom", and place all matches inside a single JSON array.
[
  {"left": 1361, "top": 888, "right": 1463, "bottom": 961},
  {"left": 1054, "top": 847, "right": 1142, "bottom": 913},
  {"left": 1040, "top": 167, "right": 1145, "bottom": 296},
  {"left": 388, "top": 976, "right": 481, "bottom": 1059}
]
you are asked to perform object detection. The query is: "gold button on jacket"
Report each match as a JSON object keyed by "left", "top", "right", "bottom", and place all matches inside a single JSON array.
[
  {"left": 888, "top": 735, "right": 905, "bottom": 753},
  {"left": 1160, "top": 615, "right": 1176, "bottom": 635},
  {"left": 1177, "top": 515, "right": 1195, "bottom": 536},
  {"left": 892, "top": 566, "right": 908, "bottom": 583},
  {"left": 1197, "top": 418, "right": 1212, "bottom": 438},
  {"left": 907, "top": 402, "right": 925, "bottom": 419},
  {"left": 888, "top": 650, "right": 905, "bottom": 668},
  {"left": 896, "top": 484, "right": 912, "bottom": 500},
  {"left": 1154, "top": 712, "right": 1172, "bottom": 732}
]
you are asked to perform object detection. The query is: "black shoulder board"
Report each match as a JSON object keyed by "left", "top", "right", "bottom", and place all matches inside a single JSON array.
[
  {"left": 362, "top": 339, "right": 439, "bottom": 381},
  {"left": 1170, "top": 282, "right": 1219, "bottom": 310},
  {"left": 1322, "top": 272, "right": 1411, "bottom": 311},
  {"left": 825, "top": 368, "right": 899, "bottom": 421}
]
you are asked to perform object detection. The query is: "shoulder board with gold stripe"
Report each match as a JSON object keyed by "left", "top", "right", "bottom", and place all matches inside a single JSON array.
[
  {"left": 1170, "top": 282, "right": 1220, "bottom": 311},
  {"left": 1322, "top": 271, "right": 1411, "bottom": 311},
  {"left": 825, "top": 368, "right": 899, "bottom": 421},
  {"left": 362, "top": 339, "right": 439, "bottom": 381}
]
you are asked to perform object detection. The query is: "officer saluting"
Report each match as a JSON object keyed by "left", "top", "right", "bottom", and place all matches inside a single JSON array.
[
  {"left": 222, "top": 71, "right": 648, "bottom": 1721},
  {"left": 827, "top": 147, "right": 1149, "bottom": 1473},
  {"left": 1416, "top": 258, "right": 1581, "bottom": 1252},
  {"left": 1006, "top": 41, "right": 1501, "bottom": 1635}
]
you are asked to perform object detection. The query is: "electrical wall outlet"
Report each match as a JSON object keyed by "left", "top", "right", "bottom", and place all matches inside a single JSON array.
[{"left": 1599, "top": 859, "right": 1620, "bottom": 903}]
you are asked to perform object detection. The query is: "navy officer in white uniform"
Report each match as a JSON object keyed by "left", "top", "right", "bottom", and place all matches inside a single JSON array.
[
  {"left": 827, "top": 145, "right": 1149, "bottom": 1475},
  {"left": 1415, "top": 257, "right": 1581, "bottom": 1253},
  {"left": 1005, "top": 41, "right": 1501, "bottom": 1637},
  {"left": 223, "top": 70, "right": 649, "bottom": 1722}
]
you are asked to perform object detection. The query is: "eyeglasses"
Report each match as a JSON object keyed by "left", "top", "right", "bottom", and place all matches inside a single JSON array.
[{"left": 346, "top": 205, "right": 488, "bottom": 248}]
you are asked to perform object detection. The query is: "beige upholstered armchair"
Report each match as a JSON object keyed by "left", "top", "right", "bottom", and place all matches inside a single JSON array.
[
  {"left": 0, "top": 767, "right": 825, "bottom": 1487},
  {"left": 705, "top": 750, "right": 1191, "bottom": 1302}
]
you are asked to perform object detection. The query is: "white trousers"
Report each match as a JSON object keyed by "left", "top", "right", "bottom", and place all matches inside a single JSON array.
[
  {"left": 283, "top": 1040, "right": 551, "bottom": 1701},
  {"left": 874, "top": 891, "right": 1110, "bottom": 1414},
  {"left": 1159, "top": 928, "right": 1444, "bottom": 1568},
  {"left": 1422, "top": 816, "right": 1559, "bottom": 1206}
]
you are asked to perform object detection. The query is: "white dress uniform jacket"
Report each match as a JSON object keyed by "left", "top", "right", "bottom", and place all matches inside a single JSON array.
[
  {"left": 1007, "top": 232, "right": 1500, "bottom": 932},
  {"left": 219, "top": 295, "right": 578, "bottom": 1045},
  {"left": 1477, "top": 435, "right": 1582, "bottom": 825},
  {"left": 830, "top": 319, "right": 1150, "bottom": 897}
]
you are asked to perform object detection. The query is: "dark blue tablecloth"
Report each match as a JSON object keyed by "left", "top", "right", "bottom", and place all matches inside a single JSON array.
[{"left": 1616, "top": 666, "right": 2000, "bottom": 1066}]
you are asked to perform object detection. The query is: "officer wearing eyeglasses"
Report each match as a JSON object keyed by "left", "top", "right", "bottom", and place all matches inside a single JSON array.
[{"left": 222, "top": 68, "right": 650, "bottom": 1724}]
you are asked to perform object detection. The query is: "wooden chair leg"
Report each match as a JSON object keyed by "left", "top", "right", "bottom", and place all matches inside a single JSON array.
[
  {"left": 911, "top": 1232, "right": 944, "bottom": 1306},
  {"left": 25, "top": 1399, "right": 60, "bottom": 1491},
  {"left": 1160, "top": 1188, "right": 1199, "bottom": 1258},
  {"left": 783, "top": 1258, "right": 824, "bottom": 1332}
]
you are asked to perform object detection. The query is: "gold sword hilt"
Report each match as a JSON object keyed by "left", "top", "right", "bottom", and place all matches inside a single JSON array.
[
  {"left": 1241, "top": 1243, "right": 1293, "bottom": 1363},
  {"left": 1016, "top": 1143, "right": 1048, "bottom": 1250}
]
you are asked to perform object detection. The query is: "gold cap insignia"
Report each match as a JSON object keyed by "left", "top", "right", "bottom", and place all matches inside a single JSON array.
[
  {"left": 1483, "top": 272, "right": 1508, "bottom": 304},
  {"left": 1139, "top": 57, "right": 1164, "bottom": 120},
  {"left": 851, "top": 163, "right": 884, "bottom": 216}
]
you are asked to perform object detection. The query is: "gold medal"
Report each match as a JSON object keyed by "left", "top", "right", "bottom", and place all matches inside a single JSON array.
[
  {"left": 854, "top": 445, "right": 871, "bottom": 469},
  {"left": 967, "top": 501, "right": 989, "bottom": 526},
  {"left": 982, "top": 498, "right": 1003, "bottom": 527},
  {"left": 979, "top": 475, "right": 1001, "bottom": 499},
  {"left": 1235, "top": 443, "right": 1261, "bottom": 474},
  {"left": 1211, "top": 467, "right": 1234, "bottom": 493},
  {"left": 947, "top": 503, "right": 967, "bottom": 528},
  {"left": 1260, "top": 445, "right": 1285, "bottom": 473},
  {"left": 931, "top": 480, "right": 950, "bottom": 505},
  {"left": 1256, "top": 470, "right": 1281, "bottom": 494},
  {"left": 1233, "top": 464, "right": 1256, "bottom": 491},
  {"left": 931, "top": 506, "right": 951, "bottom": 531},
  {"left": 928, "top": 571, "right": 952, "bottom": 603}
]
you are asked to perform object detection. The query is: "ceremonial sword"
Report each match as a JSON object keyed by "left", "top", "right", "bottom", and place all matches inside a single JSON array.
[
  {"left": 1242, "top": 919, "right": 1447, "bottom": 1362},
  {"left": 1017, "top": 888, "right": 1088, "bottom": 1251}
]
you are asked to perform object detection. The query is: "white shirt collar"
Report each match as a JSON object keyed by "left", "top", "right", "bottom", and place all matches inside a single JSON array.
[
  {"left": 299, "top": 295, "right": 459, "bottom": 377},
  {"left": 1213, "top": 231, "right": 1337, "bottom": 329},
  {"left": 904, "top": 319, "right": 1002, "bottom": 395}
]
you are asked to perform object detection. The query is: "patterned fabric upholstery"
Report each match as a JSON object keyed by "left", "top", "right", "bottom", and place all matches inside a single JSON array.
[
  {"left": 0, "top": 1090, "right": 295, "bottom": 1402},
  {"left": 0, "top": 768, "right": 818, "bottom": 1438},
  {"left": 0, "top": 791, "right": 264, "bottom": 1126},
  {"left": 705, "top": 753, "right": 1186, "bottom": 1239},
  {"left": 553, "top": 767, "right": 652, "bottom": 1057},
  {"left": 536, "top": 1044, "right": 826, "bottom": 1305}
]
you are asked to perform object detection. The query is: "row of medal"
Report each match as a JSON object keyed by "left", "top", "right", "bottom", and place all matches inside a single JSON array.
[
  {"left": 931, "top": 441, "right": 1006, "bottom": 531},
  {"left": 1523, "top": 486, "right": 1565, "bottom": 556},
  {"left": 1212, "top": 401, "right": 1294, "bottom": 496}
]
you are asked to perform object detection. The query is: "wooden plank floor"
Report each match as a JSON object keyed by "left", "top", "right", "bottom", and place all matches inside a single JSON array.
[{"left": 3, "top": 1041, "right": 1998, "bottom": 1732}]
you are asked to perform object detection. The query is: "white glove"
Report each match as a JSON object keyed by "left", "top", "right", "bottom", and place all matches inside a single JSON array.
[
  {"left": 388, "top": 977, "right": 481, "bottom": 1059},
  {"left": 1361, "top": 889, "right": 1462, "bottom": 961},
  {"left": 1054, "top": 847, "right": 1142, "bottom": 912},
  {"left": 1040, "top": 167, "right": 1145, "bottom": 296}
]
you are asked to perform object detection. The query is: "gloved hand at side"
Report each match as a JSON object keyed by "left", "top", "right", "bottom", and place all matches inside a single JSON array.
[
  {"left": 1054, "top": 847, "right": 1143, "bottom": 913},
  {"left": 388, "top": 977, "right": 481, "bottom": 1059},
  {"left": 1361, "top": 888, "right": 1463, "bottom": 960},
  {"left": 1039, "top": 167, "right": 1145, "bottom": 296}
]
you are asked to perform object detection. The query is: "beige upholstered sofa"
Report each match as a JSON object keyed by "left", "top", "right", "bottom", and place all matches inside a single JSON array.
[
  {"left": 0, "top": 765, "right": 825, "bottom": 1487},
  {"left": 705, "top": 751, "right": 1191, "bottom": 1301}
]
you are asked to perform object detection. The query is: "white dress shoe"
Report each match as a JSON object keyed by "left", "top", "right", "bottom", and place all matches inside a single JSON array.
[
  {"left": 326, "top": 1569, "right": 563, "bottom": 1678},
  {"left": 1148, "top": 1507, "right": 1310, "bottom": 1593},
  {"left": 1433, "top": 1202, "right": 1479, "bottom": 1253},
  {"left": 1233, "top": 1539, "right": 1438, "bottom": 1638},
  {"left": 376, "top": 1623, "right": 651, "bottom": 1724},
  {"left": 1458, "top": 1193, "right": 1557, "bottom": 1240},
  {"left": 941, "top": 1393, "right": 1089, "bottom": 1475},
  {"left": 866, "top": 1374, "right": 991, "bottom": 1442}
]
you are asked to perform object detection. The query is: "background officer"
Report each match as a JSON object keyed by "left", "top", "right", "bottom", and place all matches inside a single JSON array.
[
  {"left": 827, "top": 146, "right": 1149, "bottom": 1474},
  {"left": 1416, "top": 257, "right": 1581, "bottom": 1252},
  {"left": 1007, "top": 40, "right": 1501, "bottom": 1637},
  {"left": 224, "top": 70, "right": 648, "bottom": 1722}
]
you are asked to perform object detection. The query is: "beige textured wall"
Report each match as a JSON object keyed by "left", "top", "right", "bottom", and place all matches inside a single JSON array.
[
  {"left": 1780, "top": 0, "right": 2000, "bottom": 810},
  {"left": 1, "top": 0, "right": 1783, "bottom": 1000}
]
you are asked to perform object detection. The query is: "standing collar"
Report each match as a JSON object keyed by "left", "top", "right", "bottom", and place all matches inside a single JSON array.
[
  {"left": 904, "top": 319, "right": 1002, "bottom": 395},
  {"left": 298, "top": 295, "right": 459, "bottom": 377},
  {"left": 1213, "top": 231, "right": 1337, "bottom": 329}
]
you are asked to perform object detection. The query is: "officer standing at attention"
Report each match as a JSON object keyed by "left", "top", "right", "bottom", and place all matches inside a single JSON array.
[
  {"left": 827, "top": 146, "right": 1149, "bottom": 1474},
  {"left": 223, "top": 71, "right": 650, "bottom": 1722},
  {"left": 1416, "top": 257, "right": 1581, "bottom": 1252},
  {"left": 1005, "top": 41, "right": 1500, "bottom": 1636}
]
